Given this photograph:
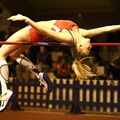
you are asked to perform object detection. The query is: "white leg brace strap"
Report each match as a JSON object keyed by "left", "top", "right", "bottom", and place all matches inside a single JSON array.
[{"left": 16, "top": 54, "right": 39, "bottom": 73}]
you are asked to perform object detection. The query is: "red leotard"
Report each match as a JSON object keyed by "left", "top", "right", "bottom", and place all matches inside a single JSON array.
[
  {"left": 29, "top": 20, "right": 78, "bottom": 42},
  {"left": 29, "top": 27, "right": 43, "bottom": 42},
  {"left": 52, "top": 20, "right": 78, "bottom": 32}
]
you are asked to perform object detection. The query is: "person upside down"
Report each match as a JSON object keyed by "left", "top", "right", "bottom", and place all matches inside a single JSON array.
[{"left": 1, "top": 14, "right": 120, "bottom": 111}]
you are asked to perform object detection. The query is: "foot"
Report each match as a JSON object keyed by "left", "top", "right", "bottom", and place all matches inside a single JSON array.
[
  {"left": 39, "top": 73, "right": 53, "bottom": 93},
  {"left": 0, "top": 89, "right": 14, "bottom": 112}
]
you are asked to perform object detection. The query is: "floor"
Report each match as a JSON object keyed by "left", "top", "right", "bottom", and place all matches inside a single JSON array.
[{"left": 0, "top": 110, "right": 120, "bottom": 120}]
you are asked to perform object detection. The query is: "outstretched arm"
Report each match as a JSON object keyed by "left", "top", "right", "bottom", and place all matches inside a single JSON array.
[
  {"left": 80, "top": 25, "right": 120, "bottom": 38},
  {"left": 7, "top": 14, "right": 73, "bottom": 44}
]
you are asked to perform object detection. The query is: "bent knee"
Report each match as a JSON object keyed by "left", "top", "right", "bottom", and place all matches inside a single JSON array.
[{"left": 10, "top": 54, "right": 20, "bottom": 60}]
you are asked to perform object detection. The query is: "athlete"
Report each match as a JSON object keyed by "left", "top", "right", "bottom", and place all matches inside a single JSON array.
[{"left": 1, "top": 14, "right": 120, "bottom": 112}]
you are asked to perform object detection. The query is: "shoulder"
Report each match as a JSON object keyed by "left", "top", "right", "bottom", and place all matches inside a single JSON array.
[{"left": 79, "top": 28, "right": 89, "bottom": 37}]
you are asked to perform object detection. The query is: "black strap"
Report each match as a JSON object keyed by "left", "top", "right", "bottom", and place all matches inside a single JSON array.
[{"left": 67, "top": 30, "right": 75, "bottom": 45}]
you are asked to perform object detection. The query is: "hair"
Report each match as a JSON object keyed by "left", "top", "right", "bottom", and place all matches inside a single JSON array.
[
  {"left": 71, "top": 47, "right": 96, "bottom": 81},
  {"left": 72, "top": 59, "right": 96, "bottom": 80}
]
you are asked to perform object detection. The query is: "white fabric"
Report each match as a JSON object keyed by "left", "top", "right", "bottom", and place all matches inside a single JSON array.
[{"left": 52, "top": 25, "right": 60, "bottom": 32}]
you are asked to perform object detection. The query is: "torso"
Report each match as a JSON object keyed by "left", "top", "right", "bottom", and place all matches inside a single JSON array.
[{"left": 28, "top": 20, "right": 79, "bottom": 42}]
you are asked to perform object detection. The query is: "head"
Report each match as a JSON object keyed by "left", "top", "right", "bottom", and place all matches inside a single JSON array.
[
  {"left": 71, "top": 38, "right": 92, "bottom": 60},
  {"left": 71, "top": 25, "right": 92, "bottom": 58},
  {"left": 61, "top": 57, "right": 67, "bottom": 64},
  {"left": 39, "top": 46, "right": 46, "bottom": 54},
  {"left": 71, "top": 38, "right": 95, "bottom": 81},
  {"left": 76, "top": 37, "right": 92, "bottom": 57}
]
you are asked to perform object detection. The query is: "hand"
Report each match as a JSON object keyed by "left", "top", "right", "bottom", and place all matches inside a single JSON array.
[{"left": 7, "top": 14, "right": 28, "bottom": 22}]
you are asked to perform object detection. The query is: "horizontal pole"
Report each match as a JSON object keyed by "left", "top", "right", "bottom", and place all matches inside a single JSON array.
[
  {"left": 0, "top": 41, "right": 68, "bottom": 46},
  {"left": 0, "top": 41, "right": 120, "bottom": 46},
  {"left": 91, "top": 43, "right": 120, "bottom": 46}
]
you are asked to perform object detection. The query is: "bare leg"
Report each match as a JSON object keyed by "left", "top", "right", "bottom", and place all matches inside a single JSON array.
[
  {"left": 0, "top": 28, "right": 53, "bottom": 111},
  {"left": 0, "top": 27, "right": 30, "bottom": 111}
]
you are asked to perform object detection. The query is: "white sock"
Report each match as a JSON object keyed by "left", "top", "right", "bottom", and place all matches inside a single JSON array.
[
  {"left": 39, "top": 72, "right": 48, "bottom": 89},
  {"left": 39, "top": 72, "right": 44, "bottom": 79},
  {"left": 0, "top": 60, "right": 8, "bottom": 95}
]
